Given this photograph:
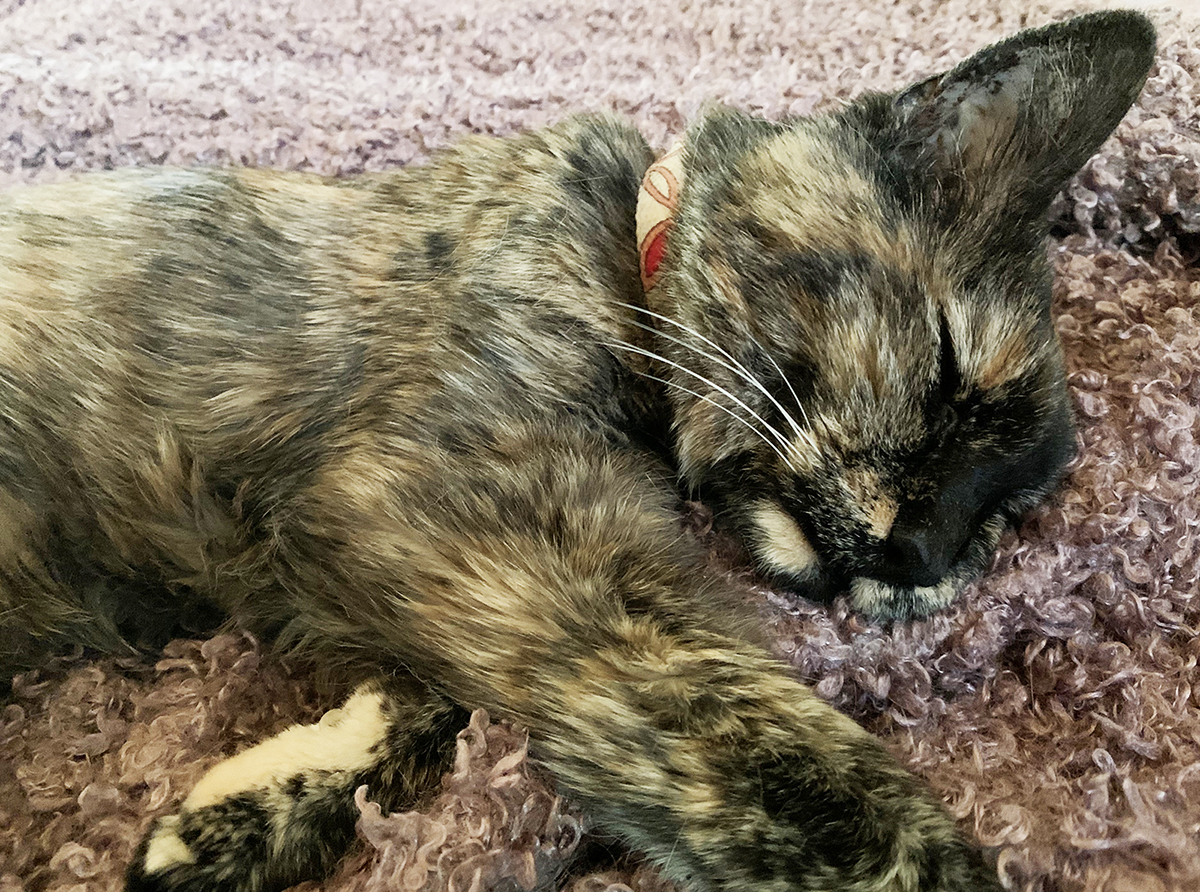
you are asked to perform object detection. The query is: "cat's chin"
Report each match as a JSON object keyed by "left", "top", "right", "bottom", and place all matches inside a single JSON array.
[
  {"left": 762, "top": 561, "right": 971, "bottom": 621},
  {"left": 848, "top": 576, "right": 960, "bottom": 621}
]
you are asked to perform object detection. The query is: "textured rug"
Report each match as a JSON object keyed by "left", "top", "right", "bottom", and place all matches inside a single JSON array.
[{"left": 2, "top": 0, "right": 1199, "bottom": 890}]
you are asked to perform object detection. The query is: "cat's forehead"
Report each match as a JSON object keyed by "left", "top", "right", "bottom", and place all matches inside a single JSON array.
[
  {"left": 722, "top": 123, "right": 952, "bottom": 309},
  {"left": 723, "top": 124, "right": 1046, "bottom": 396},
  {"left": 736, "top": 123, "right": 904, "bottom": 258}
]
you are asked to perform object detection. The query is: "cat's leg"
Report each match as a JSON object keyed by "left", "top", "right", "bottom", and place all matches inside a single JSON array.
[
  {"left": 0, "top": 481, "right": 225, "bottom": 682},
  {"left": 0, "top": 366, "right": 135, "bottom": 674},
  {"left": 0, "top": 480, "right": 137, "bottom": 677},
  {"left": 128, "top": 428, "right": 1003, "bottom": 892},
  {"left": 126, "top": 672, "right": 467, "bottom": 892},
  {"left": 268, "top": 431, "right": 1004, "bottom": 892},
  {"left": 0, "top": 421, "right": 222, "bottom": 680}
]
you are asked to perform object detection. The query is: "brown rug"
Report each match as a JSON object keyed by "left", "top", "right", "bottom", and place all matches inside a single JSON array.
[{"left": 2, "top": 1, "right": 1199, "bottom": 890}]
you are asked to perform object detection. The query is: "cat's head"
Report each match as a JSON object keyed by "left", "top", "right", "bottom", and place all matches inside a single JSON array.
[{"left": 649, "top": 11, "right": 1156, "bottom": 619}]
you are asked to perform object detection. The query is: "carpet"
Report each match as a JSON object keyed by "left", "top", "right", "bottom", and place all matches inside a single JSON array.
[{"left": 1, "top": 0, "right": 1198, "bottom": 890}]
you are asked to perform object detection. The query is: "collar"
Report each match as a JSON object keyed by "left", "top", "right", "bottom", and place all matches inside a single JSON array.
[{"left": 636, "top": 140, "right": 686, "bottom": 291}]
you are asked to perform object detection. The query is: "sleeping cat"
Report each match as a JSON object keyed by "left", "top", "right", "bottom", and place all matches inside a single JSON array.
[{"left": 0, "top": 10, "right": 1155, "bottom": 892}]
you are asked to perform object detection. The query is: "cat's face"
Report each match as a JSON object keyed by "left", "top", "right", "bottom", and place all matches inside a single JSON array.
[
  {"left": 661, "top": 117, "right": 1078, "bottom": 618},
  {"left": 650, "top": 12, "right": 1155, "bottom": 618}
]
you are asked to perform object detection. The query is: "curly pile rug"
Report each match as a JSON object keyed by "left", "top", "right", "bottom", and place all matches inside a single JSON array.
[{"left": 1, "top": 0, "right": 1198, "bottom": 890}]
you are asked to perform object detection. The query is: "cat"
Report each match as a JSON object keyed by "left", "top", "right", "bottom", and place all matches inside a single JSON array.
[{"left": 0, "top": 10, "right": 1155, "bottom": 892}]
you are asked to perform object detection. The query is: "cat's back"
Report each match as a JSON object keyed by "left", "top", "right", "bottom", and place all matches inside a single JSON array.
[
  {"left": 0, "top": 113, "right": 653, "bottom": 341},
  {"left": 0, "top": 115, "right": 663, "bottom": 656},
  {"left": 0, "top": 116, "right": 665, "bottom": 593},
  {"left": 0, "top": 114, "right": 656, "bottom": 445}
]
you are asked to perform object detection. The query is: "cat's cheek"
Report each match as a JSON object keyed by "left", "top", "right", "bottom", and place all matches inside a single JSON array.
[{"left": 746, "top": 500, "right": 822, "bottom": 579}]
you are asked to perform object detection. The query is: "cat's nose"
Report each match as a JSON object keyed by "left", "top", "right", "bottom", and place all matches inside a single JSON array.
[{"left": 881, "top": 520, "right": 956, "bottom": 589}]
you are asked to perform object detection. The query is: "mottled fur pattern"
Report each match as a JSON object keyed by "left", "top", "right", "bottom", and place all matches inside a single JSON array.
[
  {"left": 0, "top": 12, "right": 1155, "bottom": 892},
  {"left": 127, "top": 675, "right": 467, "bottom": 891}
]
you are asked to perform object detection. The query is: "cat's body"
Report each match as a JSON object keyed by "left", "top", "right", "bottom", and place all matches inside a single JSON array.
[{"left": 0, "top": 12, "right": 1156, "bottom": 892}]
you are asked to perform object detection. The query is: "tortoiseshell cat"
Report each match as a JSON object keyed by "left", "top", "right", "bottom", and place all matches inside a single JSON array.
[{"left": 0, "top": 11, "right": 1155, "bottom": 892}]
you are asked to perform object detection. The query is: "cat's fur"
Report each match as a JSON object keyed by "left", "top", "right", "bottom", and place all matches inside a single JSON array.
[{"left": 0, "top": 11, "right": 1155, "bottom": 892}]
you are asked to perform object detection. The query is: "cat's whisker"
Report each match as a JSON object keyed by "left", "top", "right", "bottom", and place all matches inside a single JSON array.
[
  {"left": 615, "top": 301, "right": 809, "bottom": 441},
  {"left": 607, "top": 340, "right": 798, "bottom": 472},
  {"left": 615, "top": 302, "right": 744, "bottom": 372},
  {"left": 621, "top": 314, "right": 810, "bottom": 444},
  {"left": 608, "top": 339, "right": 792, "bottom": 447},
  {"left": 746, "top": 332, "right": 811, "bottom": 430},
  {"left": 632, "top": 369, "right": 799, "bottom": 475}
]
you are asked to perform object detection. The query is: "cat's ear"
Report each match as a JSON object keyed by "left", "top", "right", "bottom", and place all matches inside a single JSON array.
[{"left": 892, "top": 11, "right": 1156, "bottom": 212}]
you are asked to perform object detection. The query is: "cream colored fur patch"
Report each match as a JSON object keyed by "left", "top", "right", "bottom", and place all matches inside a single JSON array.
[
  {"left": 184, "top": 688, "right": 389, "bottom": 810},
  {"left": 850, "top": 576, "right": 956, "bottom": 616},
  {"left": 750, "top": 501, "right": 819, "bottom": 577},
  {"left": 141, "top": 815, "right": 196, "bottom": 874},
  {"left": 843, "top": 468, "right": 899, "bottom": 541}
]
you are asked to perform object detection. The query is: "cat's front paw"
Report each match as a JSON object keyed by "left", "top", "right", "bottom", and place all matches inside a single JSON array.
[
  {"left": 125, "top": 680, "right": 464, "bottom": 892},
  {"left": 127, "top": 792, "right": 333, "bottom": 892},
  {"left": 125, "top": 687, "right": 383, "bottom": 892}
]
